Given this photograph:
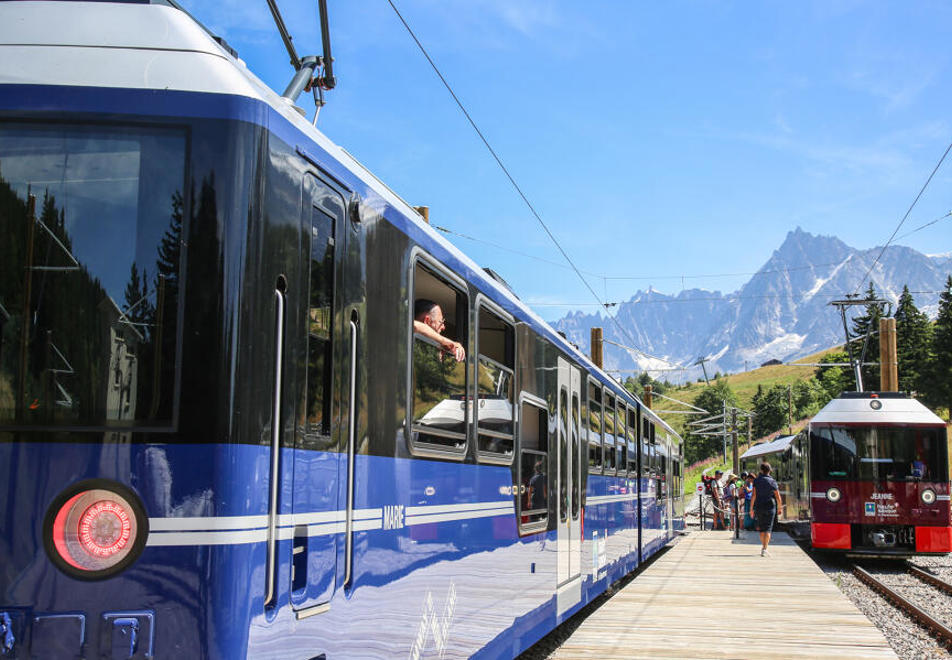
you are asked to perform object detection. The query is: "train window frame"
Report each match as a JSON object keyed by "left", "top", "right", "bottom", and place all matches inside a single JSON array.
[
  {"left": 474, "top": 295, "right": 516, "bottom": 465},
  {"left": 626, "top": 406, "right": 638, "bottom": 475},
  {"left": 616, "top": 398, "right": 627, "bottom": 477},
  {"left": 299, "top": 197, "right": 337, "bottom": 448},
  {"left": 587, "top": 378, "right": 603, "bottom": 474},
  {"left": 517, "top": 392, "right": 549, "bottom": 536},
  {"left": 604, "top": 391, "right": 616, "bottom": 475},
  {"left": 406, "top": 250, "right": 471, "bottom": 460}
]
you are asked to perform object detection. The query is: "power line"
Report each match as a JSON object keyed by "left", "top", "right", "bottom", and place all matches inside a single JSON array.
[
  {"left": 601, "top": 337, "right": 681, "bottom": 368},
  {"left": 433, "top": 225, "right": 590, "bottom": 274},
  {"left": 435, "top": 222, "right": 855, "bottom": 282},
  {"left": 386, "top": 0, "right": 667, "bottom": 367},
  {"left": 855, "top": 140, "right": 952, "bottom": 294},
  {"left": 894, "top": 210, "right": 952, "bottom": 241},
  {"left": 527, "top": 290, "right": 946, "bottom": 307}
]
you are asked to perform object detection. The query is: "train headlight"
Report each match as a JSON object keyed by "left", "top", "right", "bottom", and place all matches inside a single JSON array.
[
  {"left": 826, "top": 487, "right": 842, "bottom": 503},
  {"left": 43, "top": 481, "right": 148, "bottom": 580},
  {"left": 921, "top": 489, "right": 937, "bottom": 505}
]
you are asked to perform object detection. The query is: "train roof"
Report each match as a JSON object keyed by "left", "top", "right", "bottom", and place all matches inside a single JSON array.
[
  {"left": 0, "top": 1, "right": 681, "bottom": 441},
  {"left": 811, "top": 392, "right": 946, "bottom": 426},
  {"left": 740, "top": 434, "right": 796, "bottom": 460}
]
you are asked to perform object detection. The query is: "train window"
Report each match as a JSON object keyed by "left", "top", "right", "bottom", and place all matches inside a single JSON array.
[
  {"left": 588, "top": 382, "right": 603, "bottom": 472},
  {"left": 475, "top": 304, "right": 515, "bottom": 463},
  {"left": 604, "top": 392, "right": 616, "bottom": 473},
  {"left": 660, "top": 453, "right": 668, "bottom": 499},
  {"left": 303, "top": 205, "right": 335, "bottom": 441},
  {"left": 811, "top": 424, "right": 949, "bottom": 482},
  {"left": 626, "top": 408, "right": 638, "bottom": 474},
  {"left": 409, "top": 260, "right": 469, "bottom": 455},
  {"left": 0, "top": 124, "right": 187, "bottom": 428},
  {"left": 616, "top": 400, "right": 627, "bottom": 476},
  {"left": 518, "top": 396, "right": 549, "bottom": 534}
]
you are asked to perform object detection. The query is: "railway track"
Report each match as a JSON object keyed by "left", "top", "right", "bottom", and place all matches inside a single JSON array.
[{"left": 852, "top": 563, "right": 952, "bottom": 646}]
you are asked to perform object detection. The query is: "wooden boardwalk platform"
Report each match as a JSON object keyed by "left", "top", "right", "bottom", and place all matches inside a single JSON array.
[{"left": 550, "top": 530, "right": 896, "bottom": 659}]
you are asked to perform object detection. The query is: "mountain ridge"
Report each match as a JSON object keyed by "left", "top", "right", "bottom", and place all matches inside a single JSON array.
[{"left": 553, "top": 229, "right": 951, "bottom": 380}]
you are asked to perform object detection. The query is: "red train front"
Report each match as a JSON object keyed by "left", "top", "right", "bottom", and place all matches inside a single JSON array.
[{"left": 808, "top": 392, "right": 951, "bottom": 556}]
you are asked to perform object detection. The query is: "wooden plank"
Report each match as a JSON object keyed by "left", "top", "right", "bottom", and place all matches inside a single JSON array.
[{"left": 550, "top": 530, "right": 896, "bottom": 659}]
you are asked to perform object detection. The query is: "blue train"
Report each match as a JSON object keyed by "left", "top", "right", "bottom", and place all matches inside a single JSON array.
[{"left": 0, "top": 2, "right": 684, "bottom": 657}]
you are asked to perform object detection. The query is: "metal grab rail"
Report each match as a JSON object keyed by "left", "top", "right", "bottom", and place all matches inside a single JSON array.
[
  {"left": 344, "top": 318, "right": 358, "bottom": 587},
  {"left": 265, "top": 287, "right": 286, "bottom": 607}
]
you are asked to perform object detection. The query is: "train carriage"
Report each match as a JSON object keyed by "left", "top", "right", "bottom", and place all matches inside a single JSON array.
[
  {"left": 743, "top": 392, "right": 950, "bottom": 557},
  {"left": 0, "top": 2, "right": 683, "bottom": 658},
  {"left": 807, "top": 392, "right": 950, "bottom": 556}
]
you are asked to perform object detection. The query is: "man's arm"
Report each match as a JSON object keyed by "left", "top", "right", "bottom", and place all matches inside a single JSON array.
[
  {"left": 413, "top": 320, "right": 465, "bottom": 362},
  {"left": 774, "top": 488, "right": 783, "bottom": 510},
  {"left": 749, "top": 489, "right": 757, "bottom": 510}
]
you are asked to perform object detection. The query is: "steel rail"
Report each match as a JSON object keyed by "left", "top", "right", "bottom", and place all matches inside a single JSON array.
[
  {"left": 908, "top": 565, "right": 952, "bottom": 597},
  {"left": 852, "top": 564, "right": 952, "bottom": 645}
]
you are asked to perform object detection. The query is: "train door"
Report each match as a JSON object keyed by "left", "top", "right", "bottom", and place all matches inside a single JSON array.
[
  {"left": 287, "top": 174, "right": 347, "bottom": 615},
  {"left": 556, "top": 357, "right": 582, "bottom": 615}
]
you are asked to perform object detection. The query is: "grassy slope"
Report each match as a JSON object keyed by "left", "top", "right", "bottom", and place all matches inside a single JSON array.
[
  {"left": 656, "top": 346, "right": 842, "bottom": 440},
  {"left": 658, "top": 346, "right": 951, "bottom": 494}
]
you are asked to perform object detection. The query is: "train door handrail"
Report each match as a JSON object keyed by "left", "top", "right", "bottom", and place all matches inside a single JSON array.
[
  {"left": 265, "top": 286, "right": 286, "bottom": 607},
  {"left": 344, "top": 317, "right": 358, "bottom": 587}
]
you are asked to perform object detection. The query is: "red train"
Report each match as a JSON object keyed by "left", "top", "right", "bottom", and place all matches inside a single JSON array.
[{"left": 741, "top": 392, "right": 950, "bottom": 556}]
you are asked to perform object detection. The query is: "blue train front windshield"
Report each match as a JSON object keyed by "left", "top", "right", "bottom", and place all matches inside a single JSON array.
[{"left": 0, "top": 124, "right": 186, "bottom": 428}]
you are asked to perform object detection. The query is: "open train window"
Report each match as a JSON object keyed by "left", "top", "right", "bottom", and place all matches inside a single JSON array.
[
  {"left": 588, "top": 381, "right": 603, "bottom": 473},
  {"left": 408, "top": 256, "right": 469, "bottom": 457},
  {"left": 518, "top": 394, "right": 548, "bottom": 535},
  {"left": 475, "top": 301, "right": 515, "bottom": 464},
  {"left": 604, "top": 392, "right": 616, "bottom": 473},
  {"left": 626, "top": 407, "right": 638, "bottom": 474}
]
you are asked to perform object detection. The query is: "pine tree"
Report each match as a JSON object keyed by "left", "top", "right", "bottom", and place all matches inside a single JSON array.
[
  {"left": 850, "top": 283, "right": 882, "bottom": 390},
  {"left": 816, "top": 351, "right": 851, "bottom": 400},
  {"left": 926, "top": 275, "right": 952, "bottom": 414},
  {"left": 894, "top": 286, "right": 933, "bottom": 395}
]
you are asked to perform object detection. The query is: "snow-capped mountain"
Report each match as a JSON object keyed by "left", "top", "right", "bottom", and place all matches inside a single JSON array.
[{"left": 553, "top": 228, "right": 951, "bottom": 380}]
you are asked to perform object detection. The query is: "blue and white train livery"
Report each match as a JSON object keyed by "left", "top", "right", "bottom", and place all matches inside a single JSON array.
[{"left": 0, "top": 2, "right": 684, "bottom": 658}]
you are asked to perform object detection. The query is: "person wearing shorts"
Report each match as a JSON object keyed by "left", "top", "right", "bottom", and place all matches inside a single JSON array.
[{"left": 749, "top": 461, "right": 782, "bottom": 557}]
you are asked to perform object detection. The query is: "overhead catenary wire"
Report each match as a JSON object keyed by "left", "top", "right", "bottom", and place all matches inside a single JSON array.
[
  {"left": 855, "top": 140, "right": 952, "bottom": 294},
  {"left": 437, "top": 220, "right": 852, "bottom": 281},
  {"left": 527, "top": 290, "right": 946, "bottom": 307},
  {"left": 386, "top": 0, "right": 670, "bottom": 367}
]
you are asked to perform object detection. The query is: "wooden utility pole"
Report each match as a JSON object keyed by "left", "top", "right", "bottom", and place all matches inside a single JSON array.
[
  {"left": 731, "top": 407, "right": 739, "bottom": 475},
  {"left": 591, "top": 327, "right": 603, "bottom": 369},
  {"left": 644, "top": 384, "right": 652, "bottom": 408},
  {"left": 747, "top": 415, "right": 752, "bottom": 454},
  {"left": 787, "top": 385, "right": 793, "bottom": 435},
  {"left": 879, "top": 317, "right": 898, "bottom": 391},
  {"left": 414, "top": 206, "right": 430, "bottom": 224}
]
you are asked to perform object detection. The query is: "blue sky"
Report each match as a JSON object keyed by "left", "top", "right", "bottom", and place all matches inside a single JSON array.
[{"left": 180, "top": 1, "right": 952, "bottom": 321}]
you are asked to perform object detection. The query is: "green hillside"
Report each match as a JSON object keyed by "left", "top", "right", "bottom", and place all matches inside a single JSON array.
[{"left": 653, "top": 346, "right": 842, "bottom": 440}]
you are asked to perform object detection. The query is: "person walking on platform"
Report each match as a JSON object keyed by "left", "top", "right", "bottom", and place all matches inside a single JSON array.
[{"left": 749, "top": 462, "right": 782, "bottom": 556}]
